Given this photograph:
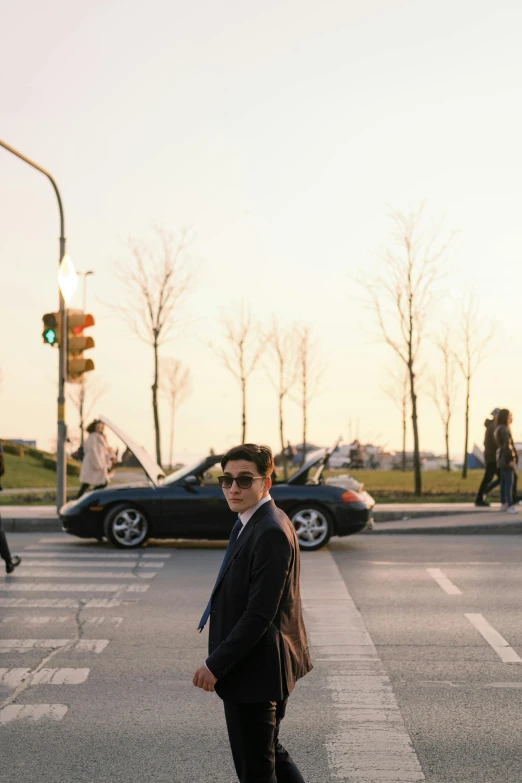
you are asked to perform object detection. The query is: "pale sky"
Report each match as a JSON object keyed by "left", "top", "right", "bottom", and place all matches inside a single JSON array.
[{"left": 2, "top": 0, "right": 522, "bottom": 465}]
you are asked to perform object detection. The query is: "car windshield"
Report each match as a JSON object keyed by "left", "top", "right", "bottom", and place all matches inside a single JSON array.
[{"left": 162, "top": 459, "right": 210, "bottom": 486}]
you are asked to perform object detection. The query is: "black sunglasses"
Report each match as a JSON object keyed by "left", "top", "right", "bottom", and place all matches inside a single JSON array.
[{"left": 218, "top": 475, "right": 265, "bottom": 489}]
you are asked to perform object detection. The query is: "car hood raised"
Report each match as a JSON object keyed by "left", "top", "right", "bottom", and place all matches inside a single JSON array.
[{"left": 98, "top": 414, "right": 166, "bottom": 486}]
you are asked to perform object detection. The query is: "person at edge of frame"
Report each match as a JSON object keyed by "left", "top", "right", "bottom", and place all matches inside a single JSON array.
[
  {"left": 0, "top": 439, "right": 22, "bottom": 574},
  {"left": 495, "top": 409, "right": 519, "bottom": 514},
  {"left": 476, "top": 408, "right": 521, "bottom": 507},
  {"left": 193, "top": 442, "right": 312, "bottom": 783}
]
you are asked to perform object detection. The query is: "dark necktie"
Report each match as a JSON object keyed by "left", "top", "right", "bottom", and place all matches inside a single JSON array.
[{"left": 197, "top": 517, "right": 243, "bottom": 632}]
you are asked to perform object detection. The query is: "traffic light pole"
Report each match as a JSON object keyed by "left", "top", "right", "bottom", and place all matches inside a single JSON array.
[{"left": 0, "top": 140, "right": 68, "bottom": 510}]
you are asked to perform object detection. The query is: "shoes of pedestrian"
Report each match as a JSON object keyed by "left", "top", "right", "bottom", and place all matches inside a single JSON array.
[
  {"left": 474, "top": 499, "right": 490, "bottom": 507},
  {"left": 507, "top": 506, "right": 519, "bottom": 514},
  {"left": 500, "top": 503, "right": 508, "bottom": 511},
  {"left": 5, "top": 556, "right": 21, "bottom": 574}
]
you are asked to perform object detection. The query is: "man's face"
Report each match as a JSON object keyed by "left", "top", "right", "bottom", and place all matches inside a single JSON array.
[{"left": 221, "top": 459, "right": 271, "bottom": 515}]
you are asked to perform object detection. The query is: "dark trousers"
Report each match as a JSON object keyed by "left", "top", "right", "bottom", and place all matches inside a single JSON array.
[
  {"left": 223, "top": 698, "right": 306, "bottom": 783},
  {"left": 0, "top": 515, "right": 12, "bottom": 564},
  {"left": 500, "top": 469, "right": 514, "bottom": 506},
  {"left": 476, "top": 461, "right": 499, "bottom": 500},
  {"left": 76, "top": 482, "right": 107, "bottom": 499}
]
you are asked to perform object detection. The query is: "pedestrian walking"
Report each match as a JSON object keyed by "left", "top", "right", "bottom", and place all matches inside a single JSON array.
[
  {"left": 193, "top": 443, "right": 312, "bottom": 783},
  {"left": 76, "top": 420, "right": 110, "bottom": 498},
  {"left": 475, "top": 408, "right": 501, "bottom": 506},
  {"left": 495, "top": 409, "right": 518, "bottom": 514},
  {"left": 0, "top": 440, "right": 22, "bottom": 574}
]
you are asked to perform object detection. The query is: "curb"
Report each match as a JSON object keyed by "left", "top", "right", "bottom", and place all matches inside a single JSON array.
[
  {"left": 364, "top": 521, "right": 522, "bottom": 535},
  {"left": 2, "top": 518, "right": 62, "bottom": 533}
]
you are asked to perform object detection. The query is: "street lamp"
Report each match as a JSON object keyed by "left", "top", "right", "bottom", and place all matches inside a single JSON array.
[{"left": 0, "top": 139, "right": 69, "bottom": 510}]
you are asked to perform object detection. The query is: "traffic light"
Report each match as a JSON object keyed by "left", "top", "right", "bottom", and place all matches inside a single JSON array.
[
  {"left": 67, "top": 309, "right": 95, "bottom": 383},
  {"left": 42, "top": 312, "right": 61, "bottom": 346}
]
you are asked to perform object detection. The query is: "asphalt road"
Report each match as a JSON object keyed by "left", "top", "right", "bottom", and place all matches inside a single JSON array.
[{"left": 1, "top": 530, "right": 521, "bottom": 782}]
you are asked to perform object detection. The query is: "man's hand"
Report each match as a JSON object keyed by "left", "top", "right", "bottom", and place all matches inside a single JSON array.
[{"left": 192, "top": 664, "right": 217, "bottom": 692}]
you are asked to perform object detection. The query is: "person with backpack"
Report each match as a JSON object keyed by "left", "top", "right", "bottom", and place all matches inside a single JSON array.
[
  {"left": 495, "top": 409, "right": 518, "bottom": 514},
  {"left": 0, "top": 440, "right": 22, "bottom": 574}
]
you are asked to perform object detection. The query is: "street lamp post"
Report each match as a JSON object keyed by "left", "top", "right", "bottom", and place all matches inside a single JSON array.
[{"left": 0, "top": 139, "right": 68, "bottom": 510}]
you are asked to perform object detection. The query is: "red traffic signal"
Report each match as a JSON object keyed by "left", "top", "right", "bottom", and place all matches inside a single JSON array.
[{"left": 67, "top": 310, "right": 95, "bottom": 383}]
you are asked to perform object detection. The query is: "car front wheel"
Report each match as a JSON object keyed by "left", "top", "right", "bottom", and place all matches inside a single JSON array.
[
  {"left": 290, "top": 505, "right": 333, "bottom": 551},
  {"left": 104, "top": 504, "right": 149, "bottom": 548}
]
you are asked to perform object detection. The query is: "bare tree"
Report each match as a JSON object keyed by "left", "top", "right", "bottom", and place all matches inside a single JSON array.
[
  {"left": 114, "top": 227, "right": 193, "bottom": 466},
  {"left": 294, "top": 326, "right": 325, "bottom": 466},
  {"left": 67, "top": 376, "right": 109, "bottom": 447},
  {"left": 160, "top": 358, "right": 192, "bottom": 470},
  {"left": 266, "top": 320, "right": 298, "bottom": 480},
  {"left": 429, "top": 327, "right": 459, "bottom": 472},
  {"left": 361, "top": 205, "right": 452, "bottom": 496},
  {"left": 454, "top": 294, "right": 495, "bottom": 478},
  {"left": 211, "top": 302, "right": 266, "bottom": 443},
  {"left": 381, "top": 363, "right": 409, "bottom": 471}
]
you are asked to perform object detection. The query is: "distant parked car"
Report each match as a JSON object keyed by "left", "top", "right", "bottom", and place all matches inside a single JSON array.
[
  {"left": 327, "top": 445, "right": 352, "bottom": 470},
  {"left": 60, "top": 419, "right": 375, "bottom": 552}
]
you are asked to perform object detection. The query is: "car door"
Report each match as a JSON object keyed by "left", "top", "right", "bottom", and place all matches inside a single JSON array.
[{"left": 157, "top": 480, "right": 235, "bottom": 539}]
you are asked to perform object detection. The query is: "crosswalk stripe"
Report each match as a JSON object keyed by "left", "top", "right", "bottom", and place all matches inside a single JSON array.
[
  {"left": 0, "top": 639, "right": 109, "bottom": 653},
  {"left": 20, "top": 560, "right": 163, "bottom": 568},
  {"left": 14, "top": 569, "right": 157, "bottom": 578},
  {"left": 31, "top": 668, "right": 90, "bottom": 685},
  {"left": 25, "top": 547, "right": 170, "bottom": 558},
  {"left": 0, "top": 668, "right": 31, "bottom": 687},
  {"left": 0, "top": 598, "right": 132, "bottom": 607},
  {"left": 0, "top": 583, "right": 149, "bottom": 592},
  {"left": 0, "top": 616, "right": 123, "bottom": 627},
  {"left": 0, "top": 704, "right": 68, "bottom": 725}
]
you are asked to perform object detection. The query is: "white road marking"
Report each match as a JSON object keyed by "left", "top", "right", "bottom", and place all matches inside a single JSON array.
[
  {"left": 26, "top": 547, "right": 170, "bottom": 558},
  {"left": 0, "top": 639, "right": 109, "bottom": 653},
  {"left": 1, "top": 616, "right": 70, "bottom": 625},
  {"left": 0, "top": 703, "right": 68, "bottom": 725},
  {"left": 0, "top": 668, "right": 31, "bottom": 688},
  {"left": 465, "top": 613, "right": 522, "bottom": 663},
  {"left": 0, "top": 598, "right": 132, "bottom": 607},
  {"left": 75, "top": 639, "right": 109, "bottom": 653},
  {"left": 84, "top": 617, "right": 123, "bottom": 627},
  {"left": 426, "top": 568, "right": 462, "bottom": 595},
  {"left": 30, "top": 668, "right": 90, "bottom": 685},
  {"left": 21, "top": 560, "right": 163, "bottom": 568},
  {"left": 14, "top": 569, "right": 157, "bottom": 578},
  {"left": 0, "top": 583, "right": 149, "bottom": 592},
  {"left": 301, "top": 552, "right": 425, "bottom": 782}
]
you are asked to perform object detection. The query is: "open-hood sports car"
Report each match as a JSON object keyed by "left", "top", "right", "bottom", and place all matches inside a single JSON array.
[{"left": 60, "top": 420, "right": 375, "bottom": 551}]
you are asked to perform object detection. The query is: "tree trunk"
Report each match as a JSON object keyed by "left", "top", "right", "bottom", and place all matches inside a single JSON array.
[
  {"left": 409, "top": 364, "right": 422, "bottom": 495},
  {"left": 241, "top": 377, "right": 247, "bottom": 444},
  {"left": 401, "top": 401, "right": 407, "bottom": 472},
  {"left": 462, "top": 377, "right": 470, "bottom": 479},
  {"left": 169, "top": 397, "right": 175, "bottom": 471},
  {"left": 279, "top": 393, "right": 288, "bottom": 481},
  {"left": 445, "top": 420, "right": 451, "bottom": 472},
  {"left": 152, "top": 337, "right": 162, "bottom": 467}
]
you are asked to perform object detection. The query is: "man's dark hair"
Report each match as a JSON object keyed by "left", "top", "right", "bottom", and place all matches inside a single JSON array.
[
  {"left": 86, "top": 420, "right": 100, "bottom": 434},
  {"left": 221, "top": 444, "right": 274, "bottom": 476}
]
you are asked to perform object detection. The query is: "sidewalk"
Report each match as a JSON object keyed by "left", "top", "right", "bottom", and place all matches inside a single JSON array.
[{"left": 1, "top": 502, "right": 520, "bottom": 534}]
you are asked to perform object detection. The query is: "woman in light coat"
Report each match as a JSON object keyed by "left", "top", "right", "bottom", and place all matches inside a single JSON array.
[{"left": 76, "top": 420, "right": 110, "bottom": 498}]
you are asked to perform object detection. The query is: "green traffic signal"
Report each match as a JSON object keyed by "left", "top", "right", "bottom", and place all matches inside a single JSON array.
[
  {"left": 43, "top": 328, "right": 57, "bottom": 345},
  {"left": 42, "top": 312, "right": 60, "bottom": 347}
]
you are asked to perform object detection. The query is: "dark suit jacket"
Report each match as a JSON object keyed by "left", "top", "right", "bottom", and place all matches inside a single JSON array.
[{"left": 206, "top": 499, "right": 312, "bottom": 703}]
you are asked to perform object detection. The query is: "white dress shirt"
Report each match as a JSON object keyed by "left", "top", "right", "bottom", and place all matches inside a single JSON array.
[{"left": 237, "top": 494, "right": 272, "bottom": 537}]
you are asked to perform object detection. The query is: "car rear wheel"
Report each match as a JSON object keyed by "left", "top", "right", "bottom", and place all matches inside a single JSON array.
[
  {"left": 290, "top": 505, "right": 333, "bottom": 551},
  {"left": 104, "top": 504, "right": 149, "bottom": 548}
]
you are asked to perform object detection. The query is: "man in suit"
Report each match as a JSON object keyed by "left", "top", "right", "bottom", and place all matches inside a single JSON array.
[{"left": 193, "top": 443, "right": 312, "bottom": 782}]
